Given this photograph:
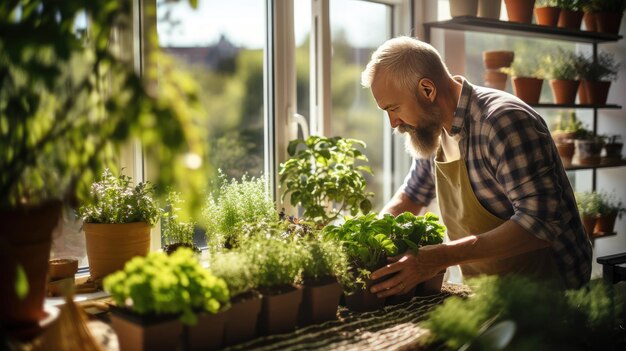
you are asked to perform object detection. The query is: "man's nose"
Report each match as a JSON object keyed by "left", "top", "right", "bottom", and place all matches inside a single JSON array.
[{"left": 388, "top": 113, "right": 401, "bottom": 129}]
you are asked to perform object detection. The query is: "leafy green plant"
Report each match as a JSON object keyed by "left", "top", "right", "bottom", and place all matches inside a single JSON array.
[
  {"left": 553, "top": 111, "right": 585, "bottom": 133},
  {"left": 596, "top": 192, "right": 626, "bottom": 218},
  {"left": 0, "top": 0, "right": 210, "bottom": 213},
  {"left": 578, "top": 51, "right": 620, "bottom": 81},
  {"left": 422, "top": 275, "right": 623, "bottom": 351},
  {"left": 585, "top": 0, "right": 626, "bottom": 12},
  {"left": 544, "top": 48, "right": 581, "bottom": 80},
  {"left": 78, "top": 169, "right": 161, "bottom": 225},
  {"left": 201, "top": 172, "right": 279, "bottom": 250},
  {"left": 322, "top": 211, "right": 445, "bottom": 291},
  {"left": 161, "top": 191, "right": 198, "bottom": 253},
  {"left": 299, "top": 234, "right": 350, "bottom": 284},
  {"left": 536, "top": 0, "right": 560, "bottom": 6},
  {"left": 241, "top": 236, "right": 304, "bottom": 290},
  {"left": 209, "top": 250, "right": 258, "bottom": 298},
  {"left": 279, "top": 135, "right": 374, "bottom": 227},
  {"left": 576, "top": 191, "right": 602, "bottom": 217},
  {"left": 103, "top": 248, "right": 229, "bottom": 326},
  {"left": 501, "top": 55, "right": 545, "bottom": 79},
  {"left": 558, "top": 0, "right": 585, "bottom": 10}
]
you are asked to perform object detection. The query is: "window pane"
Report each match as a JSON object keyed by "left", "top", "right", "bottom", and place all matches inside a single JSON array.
[
  {"left": 157, "top": 0, "right": 266, "bottom": 181},
  {"left": 329, "top": 0, "right": 391, "bottom": 211},
  {"left": 295, "top": 0, "right": 311, "bottom": 132}
]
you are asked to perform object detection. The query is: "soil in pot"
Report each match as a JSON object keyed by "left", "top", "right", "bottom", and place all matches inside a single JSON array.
[
  {"left": 109, "top": 307, "right": 183, "bottom": 351},
  {"left": 223, "top": 291, "right": 262, "bottom": 346},
  {"left": 298, "top": 277, "right": 342, "bottom": 326},
  {"left": 187, "top": 310, "right": 227, "bottom": 351},
  {"left": 534, "top": 6, "right": 560, "bottom": 26},
  {"left": 257, "top": 285, "right": 303, "bottom": 335}
]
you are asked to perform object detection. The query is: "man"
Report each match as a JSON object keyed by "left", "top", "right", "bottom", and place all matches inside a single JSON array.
[{"left": 361, "top": 36, "right": 592, "bottom": 296}]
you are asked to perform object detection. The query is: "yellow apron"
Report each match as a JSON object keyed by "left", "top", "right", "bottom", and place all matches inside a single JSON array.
[{"left": 434, "top": 132, "right": 560, "bottom": 283}]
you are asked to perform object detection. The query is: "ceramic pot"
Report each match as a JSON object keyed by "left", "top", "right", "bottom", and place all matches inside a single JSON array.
[
  {"left": 512, "top": 76, "right": 543, "bottom": 104},
  {"left": 504, "top": 0, "right": 536, "bottom": 24},
  {"left": 109, "top": 307, "right": 183, "bottom": 351},
  {"left": 0, "top": 201, "right": 61, "bottom": 340},
  {"left": 534, "top": 6, "right": 560, "bottom": 26},
  {"left": 557, "top": 9, "right": 584, "bottom": 30},
  {"left": 478, "top": 0, "right": 502, "bottom": 19},
  {"left": 48, "top": 258, "right": 78, "bottom": 281},
  {"left": 577, "top": 83, "right": 589, "bottom": 104},
  {"left": 223, "top": 292, "right": 261, "bottom": 346},
  {"left": 344, "top": 277, "right": 387, "bottom": 312},
  {"left": 549, "top": 79, "right": 579, "bottom": 104},
  {"left": 556, "top": 142, "right": 575, "bottom": 167},
  {"left": 83, "top": 222, "right": 151, "bottom": 283},
  {"left": 450, "top": 0, "right": 479, "bottom": 18},
  {"left": 583, "top": 11, "right": 596, "bottom": 31},
  {"left": 257, "top": 285, "right": 303, "bottom": 335},
  {"left": 482, "top": 50, "right": 515, "bottom": 69},
  {"left": 484, "top": 70, "right": 509, "bottom": 90},
  {"left": 298, "top": 278, "right": 342, "bottom": 326},
  {"left": 594, "top": 12, "right": 623, "bottom": 35},
  {"left": 594, "top": 213, "right": 618, "bottom": 235},
  {"left": 581, "top": 215, "right": 597, "bottom": 239},
  {"left": 187, "top": 310, "right": 227, "bottom": 351},
  {"left": 581, "top": 80, "right": 611, "bottom": 106}
]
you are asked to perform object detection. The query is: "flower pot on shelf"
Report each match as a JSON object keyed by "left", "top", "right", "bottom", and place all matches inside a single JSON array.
[
  {"left": 482, "top": 50, "right": 515, "bottom": 70},
  {"left": 549, "top": 79, "right": 579, "bottom": 105},
  {"left": 534, "top": 6, "right": 560, "bottom": 26},
  {"left": 602, "top": 142, "right": 623, "bottom": 164},
  {"left": 0, "top": 201, "right": 61, "bottom": 341},
  {"left": 583, "top": 11, "right": 596, "bottom": 31},
  {"left": 594, "top": 12, "right": 623, "bottom": 35},
  {"left": 478, "top": 0, "right": 502, "bottom": 19},
  {"left": 449, "top": 0, "right": 479, "bottom": 18},
  {"left": 48, "top": 258, "right": 78, "bottom": 281},
  {"left": 512, "top": 76, "right": 543, "bottom": 104},
  {"left": 257, "top": 285, "right": 303, "bottom": 335},
  {"left": 504, "top": 0, "right": 536, "bottom": 24},
  {"left": 187, "top": 310, "right": 228, "bottom": 351},
  {"left": 557, "top": 9, "right": 584, "bottom": 30},
  {"left": 223, "top": 292, "right": 262, "bottom": 346},
  {"left": 556, "top": 142, "right": 575, "bottom": 167},
  {"left": 298, "top": 278, "right": 343, "bottom": 326},
  {"left": 484, "top": 70, "right": 509, "bottom": 90},
  {"left": 109, "top": 307, "right": 183, "bottom": 351},
  {"left": 581, "top": 215, "right": 597, "bottom": 239},
  {"left": 580, "top": 80, "right": 611, "bottom": 106},
  {"left": 594, "top": 213, "right": 618, "bottom": 235},
  {"left": 577, "top": 83, "right": 590, "bottom": 104},
  {"left": 574, "top": 139, "right": 604, "bottom": 166},
  {"left": 83, "top": 222, "right": 151, "bottom": 284}
]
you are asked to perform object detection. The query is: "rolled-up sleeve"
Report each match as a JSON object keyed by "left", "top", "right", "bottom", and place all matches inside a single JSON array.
[
  {"left": 485, "top": 111, "right": 567, "bottom": 242},
  {"left": 401, "top": 157, "right": 436, "bottom": 207}
]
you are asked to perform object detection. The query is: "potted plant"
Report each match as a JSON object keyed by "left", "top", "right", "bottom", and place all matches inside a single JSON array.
[
  {"left": 578, "top": 51, "right": 620, "bottom": 105},
  {"left": 161, "top": 191, "right": 199, "bottom": 255},
  {"left": 552, "top": 112, "right": 585, "bottom": 166},
  {"left": 483, "top": 51, "right": 514, "bottom": 90},
  {"left": 103, "top": 248, "right": 230, "bottom": 351},
  {"left": 602, "top": 135, "right": 623, "bottom": 164},
  {"left": 574, "top": 131, "right": 605, "bottom": 166},
  {"left": 557, "top": 0, "right": 585, "bottom": 29},
  {"left": 535, "top": 0, "right": 562, "bottom": 26},
  {"left": 78, "top": 169, "right": 161, "bottom": 285},
  {"left": 576, "top": 191, "right": 601, "bottom": 237},
  {"left": 502, "top": 54, "right": 545, "bottom": 104},
  {"left": 544, "top": 48, "right": 581, "bottom": 104},
  {"left": 241, "top": 235, "right": 304, "bottom": 335},
  {"left": 279, "top": 135, "right": 374, "bottom": 227},
  {"left": 202, "top": 172, "right": 278, "bottom": 250},
  {"left": 505, "top": 0, "right": 537, "bottom": 23},
  {"left": 584, "top": 0, "right": 625, "bottom": 34},
  {"left": 0, "top": 0, "right": 209, "bottom": 333},
  {"left": 594, "top": 192, "right": 625, "bottom": 235},
  {"left": 208, "top": 250, "right": 262, "bottom": 346}
]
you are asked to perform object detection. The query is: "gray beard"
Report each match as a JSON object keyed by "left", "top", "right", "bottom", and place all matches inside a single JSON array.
[{"left": 395, "top": 122, "right": 442, "bottom": 159}]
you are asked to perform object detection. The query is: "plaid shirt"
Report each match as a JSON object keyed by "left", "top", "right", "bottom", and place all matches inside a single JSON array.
[{"left": 402, "top": 78, "right": 592, "bottom": 289}]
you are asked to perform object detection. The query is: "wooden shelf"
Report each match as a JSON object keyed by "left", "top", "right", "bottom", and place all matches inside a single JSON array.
[
  {"left": 423, "top": 16, "right": 623, "bottom": 44},
  {"left": 590, "top": 232, "right": 617, "bottom": 241},
  {"left": 565, "top": 160, "right": 626, "bottom": 171},
  {"left": 531, "top": 103, "right": 622, "bottom": 109}
]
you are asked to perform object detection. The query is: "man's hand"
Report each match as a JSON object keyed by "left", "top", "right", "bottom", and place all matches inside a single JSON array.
[{"left": 369, "top": 245, "right": 446, "bottom": 298}]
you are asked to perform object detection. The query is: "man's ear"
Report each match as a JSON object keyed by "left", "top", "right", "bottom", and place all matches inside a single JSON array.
[{"left": 418, "top": 78, "right": 437, "bottom": 103}]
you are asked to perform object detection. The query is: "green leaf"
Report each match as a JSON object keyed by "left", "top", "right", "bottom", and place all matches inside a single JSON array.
[
  {"left": 15, "top": 264, "right": 29, "bottom": 300},
  {"left": 287, "top": 139, "right": 304, "bottom": 156}
]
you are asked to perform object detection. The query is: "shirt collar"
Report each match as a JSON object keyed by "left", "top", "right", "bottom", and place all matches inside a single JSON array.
[{"left": 450, "top": 76, "right": 472, "bottom": 136}]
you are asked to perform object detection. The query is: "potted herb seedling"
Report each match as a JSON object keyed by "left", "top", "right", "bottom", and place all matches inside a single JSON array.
[
  {"left": 576, "top": 191, "right": 602, "bottom": 237},
  {"left": 584, "top": 0, "right": 625, "bottom": 34},
  {"left": 0, "top": 0, "right": 209, "bottom": 332},
  {"left": 557, "top": 0, "right": 584, "bottom": 29},
  {"left": 594, "top": 192, "right": 625, "bottom": 235},
  {"left": 552, "top": 112, "right": 584, "bottom": 166},
  {"left": 202, "top": 172, "right": 278, "bottom": 250},
  {"left": 535, "top": 0, "right": 561, "bottom": 26},
  {"left": 161, "top": 191, "right": 199, "bottom": 255},
  {"left": 103, "top": 248, "right": 229, "bottom": 351},
  {"left": 279, "top": 135, "right": 374, "bottom": 227},
  {"left": 578, "top": 51, "right": 620, "bottom": 105},
  {"left": 574, "top": 132, "right": 605, "bottom": 166},
  {"left": 241, "top": 235, "right": 305, "bottom": 335},
  {"left": 502, "top": 54, "right": 545, "bottom": 104},
  {"left": 78, "top": 169, "right": 161, "bottom": 285},
  {"left": 602, "top": 135, "right": 623, "bottom": 164},
  {"left": 544, "top": 48, "right": 581, "bottom": 104},
  {"left": 209, "top": 250, "right": 262, "bottom": 346}
]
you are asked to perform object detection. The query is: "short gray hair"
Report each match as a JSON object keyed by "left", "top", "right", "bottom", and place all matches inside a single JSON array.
[{"left": 361, "top": 36, "right": 451, "bottom": 93}]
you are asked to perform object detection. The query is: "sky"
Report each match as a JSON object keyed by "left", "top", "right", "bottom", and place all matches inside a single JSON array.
[{"left": 157, "top": 0, "right": 390, "bottom": 49}]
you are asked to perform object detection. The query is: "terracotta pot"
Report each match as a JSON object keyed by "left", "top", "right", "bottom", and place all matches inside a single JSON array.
[
  {"left": 48, "top": 258, "right": 78, "bottom": 281},
  {"left": 484, "top": 70, "right": 509, "bottom": 90},
  {"left": 556, "top": 142, "right": 575, "bottom": 167},
  {"left": 594, "top": 213, "right": 618, "bottom": 234},
  {"left": 557, "top": 9, "right": 584, "bottom": 30},
  {"left": 574, "top": 139, "right": 604, "bottom": 166},
  {"left": 298, "top": 278, "right": 342, "bottom": 326},
  {"left": 257, "top": 285, "right": 303, "bottom": 335},
  {"left": 594, "top": 12, "right": 623, "bottom": 35},
  {"left": 482, "top": 50, "right": 515, "bottom": 69},
  {"left": 583, "top": 12, "right": 596, "bottom": 31},
  {"left": 450, "top": 0, "right": 479, "bottom": 18},
  {"left": 415, "top": 271, "right": 446, "bottom": 296},
  {"left": 602, "top": 143, "right": 623, "bottom": 164},
  {"left": 187, "top": 310, "right": 227, "bottom": 351},
  {"left": 223, "top": 292, "right": 261, "bottom": 346},
  {"left": 504, "top": 0, "right": 536, "bottom": 24},
  {"left": 109, "top": 307, "right": 183, "bottom": 351},
  {"left": 478, "top": 0, "right": 502, "bottom": 19},
  {"left": 512, "top": 76, "right": 543, "bottom": 104},
  {"left": 534, "top": 6, "right": 560, "bottom": 26},
  {"left": 581, "top": 80, "right": 611, "bottom": 106},
  {"left": 549, "top": 79, "right": 579, "bottom": 104},
  {"left": 0, "top": 201, "right": 61, "bottom": 339},
  {"left": 581, "top": 215, "right": 597, "bottom": 239},
  {"left": 344, "top": 279, "right": 386, "bottom": 312},
  {"left": 83, "top": 222, "right": 151, "bottom": 283},
  {"left": 578, "top": 83, "right": 589, "bottom": 104}
]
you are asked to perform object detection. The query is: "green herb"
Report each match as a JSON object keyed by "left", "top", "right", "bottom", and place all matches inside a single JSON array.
[
  {"left": 543, "top": 48, "right": 581, "bottom": 80},
  {"left": 578, "top": 51, "right": 620, "bottom": 82},
  {"left": 576, "top": 191, "right": 602, "bottom": 217},
  {"left": 162, "top": 191, "right": 196, "bottom": 248},
  {"left": 209, "top": 250, "right": 258, "bottom": 298},
  {"left": 78, "top": 169, "right": 161, "bottom": 225},
  {"left": 300, "top": 234, "right": 350, "bottom": 285},
  {"left": 241, "top": 236, "right": 304, "bottom": 289},
  {"left": 103, "top": 248, "right": 229, "bottom": 326},
  {"left": 279, "top": 136, "right": 374, "bottom": 227}
]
